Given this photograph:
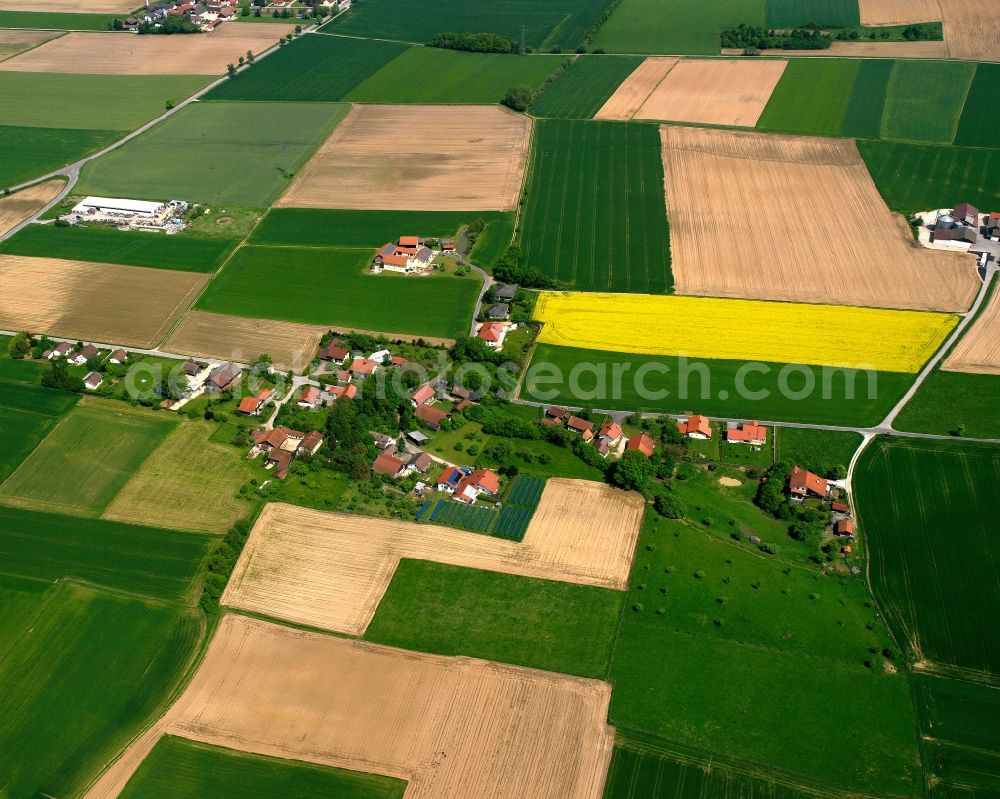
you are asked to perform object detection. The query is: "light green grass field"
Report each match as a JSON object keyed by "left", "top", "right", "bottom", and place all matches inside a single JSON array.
[
  {"left": 881, "top": 60, "right": 975, "bottom": 144},
  {"left": 0, "top": 398, "right": 175, "bottom": 517},
  {"left": 0, "top": 380, "right": 78, "bottom": 484},
  {"left": 774, "top": 427, "right": 861, "bottom": 476},
  {"left": 757, "top": 59, "right": 860, "bottom": 136},
  {"left": 77, "top": 101, "right": 349, "bottom": 206},
  {"left": 0, "top": 10, "right": 126, "bottom": 29},
  {"left": 345, "top": 47, "right": 563, "bottom": 104},
  {"left": 0, "top": 124, "right": 117, "bottom": 189},
  {"left": 530, "top": 55, "right": 645, "bottom": 119}
]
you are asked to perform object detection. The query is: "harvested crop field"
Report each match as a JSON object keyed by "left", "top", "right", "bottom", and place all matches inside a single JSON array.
[
  {"left": 661, "top": 126, "right": 978, "bottom": 313},
  {"left": 223, "top": 479, "right": 643, "bottom": 634},
  {"left": 942, "top": 286, "right": 1000, "bottom": 374},
  {"left": 859, "top": 0, "right": 942, "bottom": 25},
  {"left": 0, "top": 255, "right": 206, "bottom": 347},
  {"left": 0, "top": 179, "right": 62, "bottom": 238},
  {"left": 84, "top": 614, "right": 615, "bottom": 799},
  {"left": 859, "top": 0, "right": 1000, "bottom": 61},
  {"left": 595, "top": 57, "right": 677, "bottom": 120},
  {"left": 0, "top": 28, "right": 60, "bottom": 62},
  {"left": 278, "top": 104, "right": 531, "bottom": 211},
  {"left": 0, "top": 24, "right": 288, "bottom": 74},
  {"left": 746, "top": 40, "right": 950, "bottom": 57},
  {"left": 165, "top": 311, "right": 325, "bottom": 373},
  {"left": 632, "top": 59, "right": 787, "bottom": 127},
  {"left": 0, "top": 0, "right": 138, "bottom": 10}
]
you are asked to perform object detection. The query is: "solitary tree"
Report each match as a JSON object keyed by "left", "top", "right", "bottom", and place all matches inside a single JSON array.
[
  {"left": 227, "top": 63, "right": 237, "bottom": 77},
  {"left": 500, "top": 85, "right": 532, "bottom": 112},
  {"left": 247, "top": 49, "right": 255, "bottom": 63}
]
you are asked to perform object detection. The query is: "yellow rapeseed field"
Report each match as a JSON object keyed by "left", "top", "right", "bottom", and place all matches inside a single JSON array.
[{"left": 534, "top": 292, "right": 957, "bottom": 373}]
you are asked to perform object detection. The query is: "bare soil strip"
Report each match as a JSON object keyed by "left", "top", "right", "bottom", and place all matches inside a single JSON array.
[
  {"left": 0, "top": 29, "right": 61, "bottom": 62},
  {"left": 634, "top": 59, "right": 786, "bottom": 127},
  {"left": 942, "top": 286, "right": 1000, "bottom": 374},
  {"left": 0, "top": 254, "right": 207, "bottom": 348},
  {"left": 0, "top": 0, "right": 138, "bottom": 10},
  {"left": 0, "top": 25, "right": 288, "bottom": 74},
  {"left": 594, "top": 57, "right": 678, "bottom": 120},
  {"left": 0, "top": 181, "right": 63, "bottom": 238},
  {"left": 222, "top": 479, "right": 643, "bottom": 635},
  {"left": 722, "top": 40, "right": 950, "bottom": 57},
  {"left": 165, "top": 311, "right": 326, "bottom": 373},
  {"left": 661, "top": 125, "right": 978, "bottom": 313},
  {"left": 83, "top": 614, "right": 615, "bottom": 799},
  {"left": 278, "top": 104, "right": 531, "bottom": 211}
]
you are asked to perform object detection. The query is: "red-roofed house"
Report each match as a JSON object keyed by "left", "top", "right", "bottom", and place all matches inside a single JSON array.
[
  {"left": 477, "top": 322, "right": 507, "bottom": 348},
  {"left": 411, "top": 383, "right": 435, "bottom": 406},
  {"left": 545, "top": 405, "right": 569, "bottom": 422},
  {"left": 598, "top": 419, "right": 623, "bottom": 445},
  {"left": 83, "top": 371, "right": 104, "bottom": 390},
  {"left": 48, "top": 341, "right": 72, "bottom": 359},
  {"left": 319, "top": 342, "right": 350, "bottom": 363},
  {"left": 398, "top": 235, "right": 420, "bottom": 247},
  {"left": 326, "top": 383, "right": 357, "bottom": 401},
  {"left": 834, "top": 519, "right": 855, "bottom": 537},
  {"left": 373, "top": 451, "right": 407, "bottom": 479},
  {"left": 297, "top": 385, "right": 321, "bottom": 409},
  {"left": 266, "top": 448, "right": 293, "bottom": 477},
  {"left": 299, "top": 430, "right": 324, "bottom": 456},
  {"left": 108, "top": 348, "right": 128, "bottom": 364},
  {"left": 238, "top": 388, "right": 272, "bottom": 416},
  {"left": 567, "top": 416, "right": 595, "bottom": 441},
  {"left": 788, "top": 465, "right": 829, "bottom": 500},
  {"left": 390, "top": 355, "right": 408, "bottom": 366},
  {"left": 677, "top": 415, "right": 712, "bottom": 439},
  {"left": 415, "top": 403, "right": 448, "bottom": 430},
  {"left": 349, "top": 357, "right": 378, "bottom": 379},
  {"left": 452, "top": 468, "right": 501, "bottom": 504},
  {"left": 726, "top": 420, "right": 766, "bottom": 445},
  {"left": 626, "top": 432, "right": 655, "bottom": 457}
]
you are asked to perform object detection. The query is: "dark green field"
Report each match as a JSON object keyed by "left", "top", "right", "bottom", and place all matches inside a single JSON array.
[
  {"left": 893, "top": 369, "right": 1000, "bottom": 439},
  {"left": 854, "top": 437, "right": 1000, "bottom": 676},
  {"left": 757, "top": 59, "right": 860, "bottom": 136},
  {"left": 0, "top": 224, "right": 237, "bottom": 273},
  {"left": 765, "top": 0, "right": 859, "bottom": 26},
  {"left": 0, "top": 10, "right": 123, "bottom": 28},
  {"left": 523, "top": 343, "right": 912, "bottom": 426},
  {"left": 841, "top": 58, "right": 893, "bottom": 139},
  {"left": 468, "top": 212, "right": 515, "bottom": 266},
  {"left": 119, "top": 736, "right": 406, "bottom": 799},
  {"left": 204, "top": 34, "right": 410, "bottom": 102},
  {"left": 859, "top": 140, "right": 1000, "bottom": 214},
  {"left": 954, "top": 63, "right": 1000, "bottom": 148},
  {"left": 196, "top": 245, "right": 480, "bottom": 339},
  {"left": 774, "top": 427, "right": 862, "bottom": 476},
  {"left": 519, "top": 120, "right": 672, "bottom": 293},
  {"left": 324, "top": 0, "right": 613, "bottom": 50},
  {"left": 530, "top": 55, "right": 644, "bottom": 119},
  {"left": 881, "top": 60, "right": 974, "bottom": 144},
  {"left": 0, "top": 125, "right": 117, "bottom": 189},
  {"left": 0, "top": 382, "right": 77, "bottom": 483},
  {"left": 364, "top": 559, "right": 623, "bottom": 678}
]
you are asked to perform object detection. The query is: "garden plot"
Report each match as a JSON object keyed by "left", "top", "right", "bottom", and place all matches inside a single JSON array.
[
  {"left": 661, "top": 125, "right": 978, "bottom": 313},
  {"left": 83, "top": 614, "right": 615, "bottom": 799},
  {"left": 594, "top": 57, "right": 677, "bottom": 120},
  {"left": 942, "top": 286, "right": 1000, "bottom": 374},
  {"left": 0, "top": 254, "right": 207, "bottom": 347},
  {"left": 277, "top": 104, "right": 532, "bottom": 211},
  {"left": 0, "top": 179, "right": 62, "bottom": 237},
  {"left": 223, "top": 479, "right": 643, "bottom": 634}
]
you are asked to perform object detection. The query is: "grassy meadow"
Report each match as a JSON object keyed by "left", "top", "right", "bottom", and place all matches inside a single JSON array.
[
  {"left": 757, "top": 59, "right": 860, "bottom": 136},
  {"left": 196, "top": 245, "right": 480, "bottom": 339},
  {"left": 774, "top": 427, "right": 862, "bottom": 476},
  {"left": 0, "top": 381, "right": 78, "bottom": 484},
  {"left": 77, "top": 101, "right": 349, "bottom": 206},
  {"left": 764, "top": 0, "right": 859, "bottom": 26},
  {"left": 881, "top": 60, "right": 975, "bottom": 144},
  {"left": 893, "top": 369, "right": 1000, "bottom": 439},
  {"left": 0, "top": 124, "right": 117, "bottom": 189},
  {"left": 519, "top": 119, "right": 672, "bottom": 293},
  {"left": 530, "top": 55, "right": 645, "bottom": 119},
  {"left": 854, "top": 437, "right": 1000, "bottom": 676},
  {"left": 0, "top": 10, "right": 125, "bottom": 29},
  {"left": 120, "top": 736, "right": 407, "bottom": 799}
]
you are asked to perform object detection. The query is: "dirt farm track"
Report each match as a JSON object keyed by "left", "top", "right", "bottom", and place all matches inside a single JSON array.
[
  {"left": 223, "top": 479, "right": 644, "bottom": 634},
  {"left": 661, "top": 126, "right": 979, "bottom": 313},
  {"left": 83, "top": 614, "right": 615, "bottom": 799}
]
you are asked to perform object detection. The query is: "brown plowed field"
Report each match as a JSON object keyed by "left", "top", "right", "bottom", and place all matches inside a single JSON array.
[
  {"left": 594, "top": 57, "right": 677, "bottom": 120},
  {"left": 0, "top": 0, "right": 137, "bottom": 10},
  {"left": 0, "top": 181, "right": 63, "bottom": 238},
  {"left": 943, "top": 287, "right": 1000, "bottom": 374},
  {"left": 859, "top": 0, "right": 1000, "bottom": 61},
  {"left": 722, "top": 40, "right": 950, "bottom": 57},
  {"left": 633, "top": 59, "right": 786, "bottom": 127},
  {"left": 0, "top": 24, "right": 288, "bottom": 74},
  {"left": 277, "top": 104, "right": 531, "bottom": 211},
  {"left": 859, "top": 0, "right": 942, "bottom": 25},
  {"left": 164, "top": 311, "right": 325, "bottom": 373},
  {"left": 222, "top": 479, "right": 643, "bottom": 634},
  {"left": 661, "top": 125, "right": 978, "bottom": 313},
  {"left": 0, "top": 29, "right": 61, "bottom": 62},
  {"left": 83, "top": 614, "right": 615, "bottom": 799},
  {"left": 0, "top": 254, "right": 207, "bottom": 347}
]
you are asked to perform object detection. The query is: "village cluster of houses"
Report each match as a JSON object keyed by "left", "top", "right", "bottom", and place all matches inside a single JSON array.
[
  {"left": 249, "top": 426, "right": 324, "bottom": 479},
  {"left": 127, "top": 0, "right": 241, "bottom": 30},
  {"left": 542, "top": 405, "right": 656, "bottom": 459},
  {"left": 40, "top": 340, "right": 130, "bottom": 391},
  {"left": 371, "top": 236, "right": 454, "bottom": 275},
  {"left": 675, "top": 414, "right": 767, "bottom": 446}
]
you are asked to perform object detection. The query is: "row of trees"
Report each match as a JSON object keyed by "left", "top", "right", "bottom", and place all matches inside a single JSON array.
[
  {"left": 429, "top": 32, "right": 516, "bottom": 53},
  {"left": 721, "top": 24, "right": 832, "bottom": 50}
]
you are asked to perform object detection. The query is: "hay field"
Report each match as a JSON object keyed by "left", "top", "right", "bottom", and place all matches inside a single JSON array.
[
  {"left": 661, "top": 126, "right": 978, "bottom": 313},
  {"left": 0, "top": 180, "right": 62, "bottom": 237},
  {"left": 0, "top": 28, "right": 60, "bottom": 62},
  {"left": 85, "top": 614, "right": 615, "bottom": 799},
  {"left": 0, "top": 0, "right": 138, "bottom": 10},
  {"left": 103, "top": 421, "right": 251, "bottom": 533},
  {"left": 0, "top": 255, "right": 207, "bottom": 347},
  {"left": 165, "top": 311, "right": 325, "bottom": 373},
  {"left": 594, "top": 57, "right": 677, "bottom": 120},
  {"left": 859, "top": 0, "right": 942, "bottom": 25},
  {"left": 223, "top": 479, "right": 643, "bottom": 634},
  {"left": 0, "top": 25, "right": 289, "bottom": 74},
  {"left": 534, "top": 291, "right": 957, "bottom": 372},
  {"left": 632, "top": 59, "right": 787, "bottom": 127},
  {"left": 943, "top": 287, "right": 1000, "bottom": 375},
  {"left": 277, "top": 104, "right": 531, "bottom": 211}
]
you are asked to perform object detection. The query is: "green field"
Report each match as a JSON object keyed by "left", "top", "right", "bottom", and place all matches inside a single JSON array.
[
  {"left": 774, "top": 427, "right": 861, "bottom": 476},
  {"left": 859, "top": 140, "right": 1000, "bottom": 214},
  {"left": 893, "top": 369, "right": 1000, "bottom": 439},
  {"left": 519, "top": 120, "right": 672, "bottom": 293},
  {"left": 0, "top": 10, "right": 125, "bottom": 29},
  {"left": 204, "top": 34, "right": 410, "bottom": 102},
  {"left": 324, "top": 0, "right": 614, "bottom": 50},
  {"left": 0, "top": 224, "right": 237, "bottom": 273},
  {"left": 196, "top": 245, "right": 480, "bottom": 339},
  {"left": 841, "top": 58, "right": 894, "bottom": 139},
  {"left": 592, "top": 0, "right": 765, "bottom": 54},
  {"left": 757, "top": 59, "right": 861, "bottom": 136},
  {"left": 854, "top": 437, "right": 1000, "bottom": 676},
  {"left": 0, "top": 399, "right": 175, "bottom": 517},
  {"left": 77, "top": 101, "right": 349, "bottom": 206},
  {"left": 345, "top": 47, "right": 563, "bottom": 104},
  {"left": 0, "top": 124, "right": 118, "bottom": 189},
  {"left": 0, "top": 381, "right": 78, "bottom": 484},
  {"left": 954, "top": 63, "right": 1000, "bottom": 148},
  {"left": 120, "top": 736, "right": 406, "bottom": 799},
  {"left": 364, "top": 559, "right": 623, "bottom": 677},
  {"left": 608, "top": 512, "right": 921, "bottom": 794},
  {"left": 523, "top": 343, "right": 913, "bottom": 426},
  {"left": 881, "top": 60, "right": 975, "bottom": 144},
  {"left": 530, "top": 55, "right": 644, "bottom": 119},
  {"left": 765, "top": 0, "right": 859, "bottom": 26}
]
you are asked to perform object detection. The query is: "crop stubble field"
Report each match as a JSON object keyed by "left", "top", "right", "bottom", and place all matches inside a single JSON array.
[
  {"left": 595, "top": 57, "right": 677, "bottom": 120},
  {"left": 529, "top": 55, "right": 644, "bottom": 119},
  {"left": 223, "top": 479, "right": 643, "bottom": 634},
  {"left": 0, "top": 180, "right": 62, "bottom": 238},
  {"left": 278, "top": 105, "right": 531, "bottom": 211},
  {"left": 942, "top": 285, "right": 1000, "bottom": 374},
  {"left": 0, "top": 28, "right": 60, "bottom": 62},
  {"left": 0, "top": 0, "right": 138, "bottom": 10},
  {"left": 0, "top": 254, "right": 208, "bottom": 347},
  {"left": 859, "top": 0, "right": 1000, "bottom": 61},
  {"left": 662, "top": 126, "right": 978, "bottom": 312},
  {"left": 85, "top": 613, "right": 615, "bottom": 799}
]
